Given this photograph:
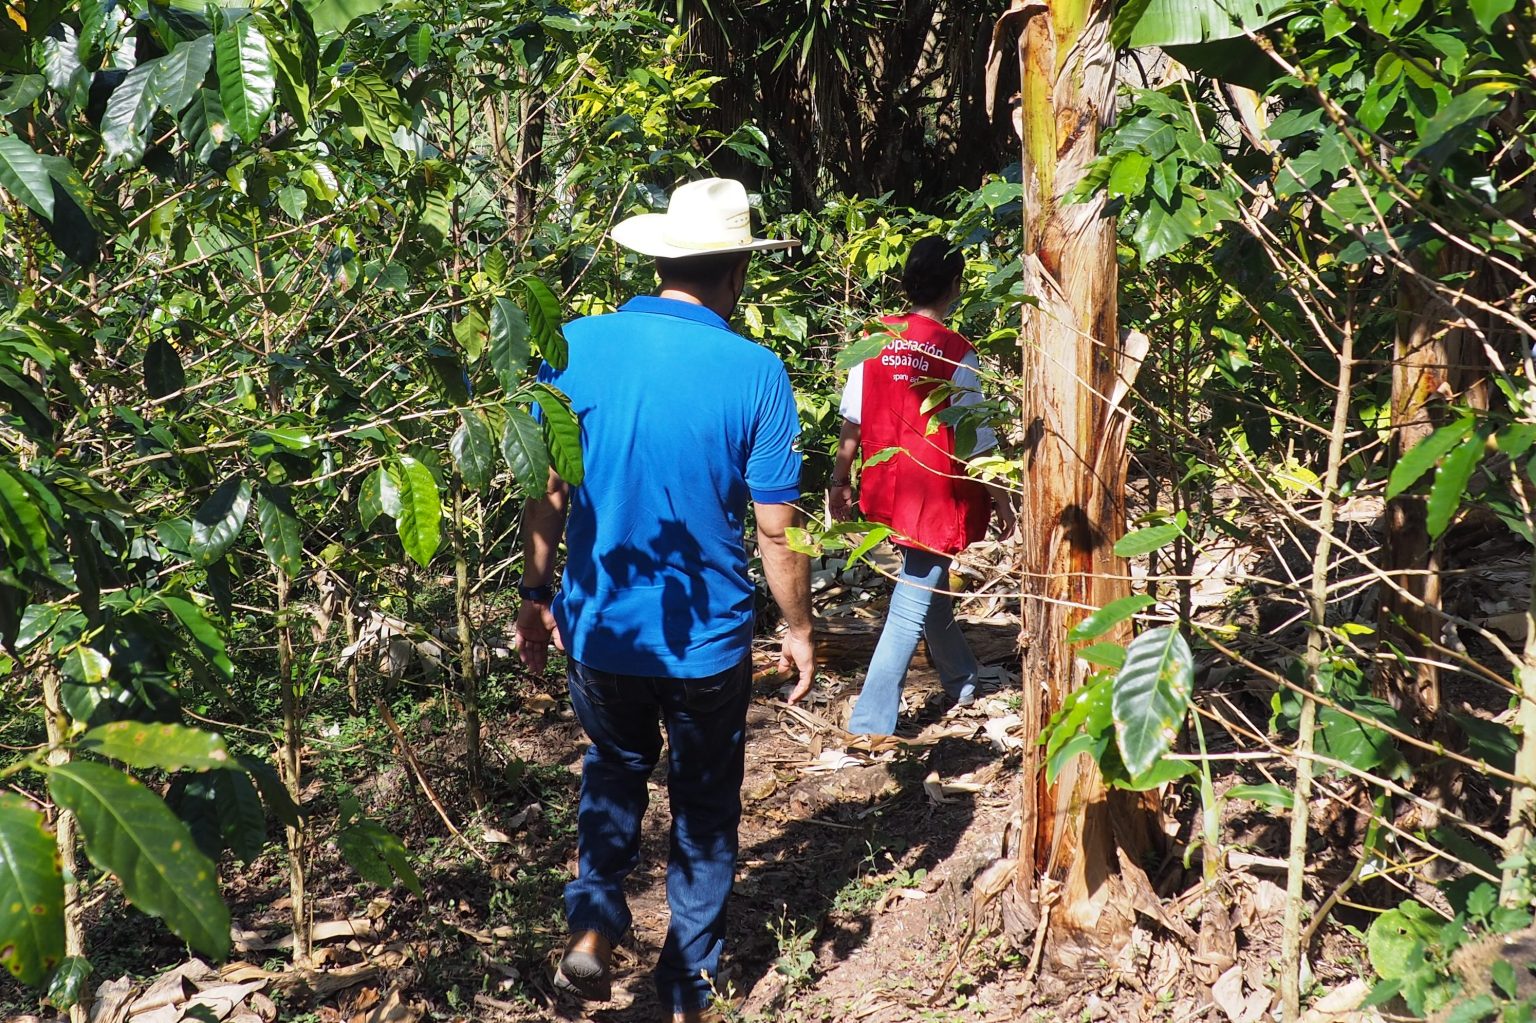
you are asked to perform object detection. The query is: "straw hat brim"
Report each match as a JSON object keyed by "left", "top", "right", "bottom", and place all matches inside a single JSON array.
[{"left": 611, "top": 213, "right": 799, "bottom": 258}]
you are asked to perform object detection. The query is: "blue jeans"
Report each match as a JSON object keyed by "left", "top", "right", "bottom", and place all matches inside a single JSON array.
[
  {"left": 847, "top": 546, "right": 979, "bottom": 735},
  {"left": 564, "top": 654, "right": 751, "bottom": 1014}
]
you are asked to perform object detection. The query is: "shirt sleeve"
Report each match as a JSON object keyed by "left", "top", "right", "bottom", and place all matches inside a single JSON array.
[
  {"left": 838, "top": 362, "right": 864, "bottom": 424},
  {"left": 951, "top": 352, "right": 998, "bottom": 457},
  {"left": 747, "top": 363, "right": 802, "bottom": 504}
]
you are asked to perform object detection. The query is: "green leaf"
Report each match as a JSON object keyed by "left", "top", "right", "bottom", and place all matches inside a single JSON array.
[
  {"left": 1114, "top": 0, "right": 1290, "bottom": 47},
  {"left": 1077, "top": 642, "right": 1126, "bottom": 669},
  {"left": 978, "top": 180, "right": 1018, "bottom": 209},
  {"left": 499, "top": 409, "right": 549, "bottom": 497},
  {"left": 533, "top": 384, "right": 584, "bottom": 486},
  {"left": 1112, "top": 626, "right": 1194, "bottom": 777},
  {"left": 1224, "top": 782, "right": 1294, "bottom": 810},
  {"left": 235, "top": 755, "right": 301, "bottom": 828},
  {"left": 360, "top": 466, "right": 400, "bottom": 527},
  {"left": 863, "top": 446, "right": 901, "bottom": 468},
  {"left": 158, "top": 596, "right": 234, "bottom": 680},
  {"left": 1469, "top": 0, "right": 1516, "bottom": 31},
  {"left": 843, "top": 524, "right": 892, "bottom": 568},
  {"left": 143, "top": 338, "right": 186, "bottom": 401},
  {"left": 216, "top": 20, "right": 275, "bottom": 143},
  {"left": 453, "top": 306, "right": 488, "bottom": 362},
  {"left": 303, "top": 0, "right": 387, "bottom": 35},
  {"left": 1113, "top": 523, "right": 1180, "bottom": 558},
  {"left": 190, "top": 479, "right": 252, "bottom": 565},
  {"left": 1068, "top": 594, "right": 1155, "bottom": 643},
  {"left": 0, "top": 467, "right": 49, "bottom": 570},
  {"left": 394, "top": 456, "right": 441, "bottom": 569},
  {"left": 155, "top": 37, "right": 215, "bottom": 116},
  {"left": 1117, "top": 753, "right": 1197, "bottom": 791},
  {"left": 172, "top": 770, "right": 266, "bottom": 866},
  {"left": 337, "top": 819, "right": 422, "bottom": 896},
  {"left": 489, "top": 297, "right": 530, "bottom": 393},
  {"left": 1386, "top": 417, "right": 1475, "bottom": 499},
  {"left": 48, "top": 761, "right": 230, "bottom": 960},
  {"left": 256, "top": 486, "right": 304, "bottom": 577},
  {"left": 521, "top": 278, "right": 568, "bottom": 370},
  {"left": 405, "top": 23, "right": 432, "bottom": 64},
  {"left": 836, "top": 332, "right": 893, "bottom": 371},
  {"left": 1426, "top": 435, "right": 1486, "bottom": 540},
  {"left": 0, "top": 795, "right": 65, "bottom": 986},
  {"left": 0, "top": 135, "right": 54, "bottom": 221},
  {"left": 450, "top": 410, "right": 494, "bottom": 492},
  {"left": 79, "top": 721, "right": 234, "bottom": 772},
  {"left": 1366, "top": 903, "right": 1440, "bottom": 981},
  {"left": 101, "top": 59, "right": 160, "bottom": 168},
  {"left": 44, "top": 956, "right": 91, "bottom": 1009},
  {"left": 0, "top": 75, "right": 45, "bottom": 116}
]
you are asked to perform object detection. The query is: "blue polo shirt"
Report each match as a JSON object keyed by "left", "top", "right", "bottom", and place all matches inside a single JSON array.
[{"left": 538, "top": 296, "right": 802, "bottom": 677}]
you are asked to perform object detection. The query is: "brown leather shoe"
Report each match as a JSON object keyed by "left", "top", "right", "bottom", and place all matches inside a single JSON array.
[{"left": 553, "top": 930, "right": 612, "bottom": 1001}]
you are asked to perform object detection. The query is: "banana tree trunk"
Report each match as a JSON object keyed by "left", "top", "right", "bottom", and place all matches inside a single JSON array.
[{"left": 1000, "top": 0, "right": 1159, "bottom": 950}]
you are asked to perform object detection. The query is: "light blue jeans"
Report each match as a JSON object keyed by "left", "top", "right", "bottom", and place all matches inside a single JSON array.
[{"left": 847, "top": 546, "right": 979, "bottom": 735}]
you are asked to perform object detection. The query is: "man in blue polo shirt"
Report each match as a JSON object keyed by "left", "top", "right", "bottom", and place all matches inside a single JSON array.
[{"left": 515, "top": 178, "right": 814, "bottom": 1023}]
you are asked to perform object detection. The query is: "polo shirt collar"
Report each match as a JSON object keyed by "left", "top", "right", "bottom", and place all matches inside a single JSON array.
[{"left": 621, "top": 295, "right": 730, "bottom": 331}]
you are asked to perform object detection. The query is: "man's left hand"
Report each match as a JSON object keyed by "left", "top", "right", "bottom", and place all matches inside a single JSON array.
[
  {"left": 515, "top": 601, "right": 563, "bottom": 673},
  {"left": 780, "top": 626, "right": 816, "bottom": 704}
]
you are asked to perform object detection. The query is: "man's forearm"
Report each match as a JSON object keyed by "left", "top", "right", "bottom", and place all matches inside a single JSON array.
[
  {"left": 755, "top": 512, "right": 812, "bottom": 633},
  {"left": 521, "top": 470, "right": 569, "bottom": 586},
  {"left": 831, "top": 420, "right": 860, "bottom": 482}
]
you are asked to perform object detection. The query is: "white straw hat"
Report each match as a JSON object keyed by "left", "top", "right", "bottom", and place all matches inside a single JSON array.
[{"left": 611, "top": 178, "right": 799, "bottom": 258}]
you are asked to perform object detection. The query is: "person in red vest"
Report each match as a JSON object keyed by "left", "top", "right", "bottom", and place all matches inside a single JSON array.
[{"left": 828, "top": 236, "right": 1015, "bottom": 736}]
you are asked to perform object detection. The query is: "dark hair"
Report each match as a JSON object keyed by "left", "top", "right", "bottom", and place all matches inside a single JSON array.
[
  {"left": 655, "top": 251, "right": 751, "bottom": 289},
  {"left": 901, "top": 236, "right": 964, "bottom": 305}
]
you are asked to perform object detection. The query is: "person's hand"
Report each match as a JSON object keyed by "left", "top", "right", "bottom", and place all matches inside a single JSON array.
[
  {"left": 779, "top": 625, "right": 816, "bottom": 704},
  {"left": 993, "top": 498, "right": 1016, "bottom": 540},
  {"left": 828, "top": 483, "right": 854, "bottom": 522},
  {"left": 515, "top": 601, "right": 563, "bottom": 673}
]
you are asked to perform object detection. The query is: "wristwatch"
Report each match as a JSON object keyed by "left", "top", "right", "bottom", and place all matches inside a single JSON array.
[{"left": 517, "top": 581, "right": 556, "bottom": 604}]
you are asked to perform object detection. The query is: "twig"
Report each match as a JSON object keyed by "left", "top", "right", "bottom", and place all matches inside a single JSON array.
[{"left": 375, "top": 698, "right": 490, "bottom": 865}]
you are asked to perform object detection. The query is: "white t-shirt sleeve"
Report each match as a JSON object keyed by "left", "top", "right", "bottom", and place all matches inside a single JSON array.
[
  {"left": 951, "top": 351, "right": 998, "bottom": 457},
  {"left": 839, "top": 362, "right": 864, "bottom": 424}
]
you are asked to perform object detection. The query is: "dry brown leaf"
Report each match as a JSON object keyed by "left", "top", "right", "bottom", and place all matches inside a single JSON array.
[
  {"left": 356, "top": 990, "right": 415, "bottom": 1023},
  {"left": 1297, "top": 979, "right": 1372, "bottom": 1023}
]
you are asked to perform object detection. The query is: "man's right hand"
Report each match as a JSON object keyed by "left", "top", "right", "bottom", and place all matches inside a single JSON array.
[
  {"left": 515, "top": 601, "right": 562, "bottom": 673},
  {"left": 780, "top": 626, "right": 816, "bottom": 704}
]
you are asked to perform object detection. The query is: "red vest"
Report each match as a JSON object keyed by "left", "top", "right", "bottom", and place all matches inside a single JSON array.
[{"left": 858, "top": 315, "right": 991, "bottom": 554}]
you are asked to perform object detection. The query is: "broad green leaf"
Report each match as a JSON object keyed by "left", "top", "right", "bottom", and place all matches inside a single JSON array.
[
  {"left": 1367, "top": 903, "right": 1440, "bottom": 981},
  {"left": 978, "top": 180, "right": 1018, "bottom": 209},
  {"left": 235, "top": 755, "right": 301, "bottom": 828},
  {"left": 836, "top": 332, "right": 893, "bottom": 371},
  {"left": 360, "top": 466, "right": 400, "bottom": 527},
  {"left": 143, "top": 338, "right": 186, "bottom": 401},
  {"left": 451, "top": 410, "right": 494, "bottom": 492},
  {"left": 520, "top": 277, "right": 567, "bottom": 370},
  {"left": 0, "top": 466, "right": 49, "bottom": 569},
  {"left": 216, "top": 20, "right": 275, "bottom": 143},
  {"left": 48, "top": 761, "right": 230, "bottom": 960},
  {"left": 1046, "top": 731, "right": 1109, "bottom": 785},
  {"left": 863, "top": 446, "right": 901, "bottom": 468},
  {"left": 1426, "top": 435, "right": 1486, "bottom": 539},
  {"left": 1068, "top": 594, "right": 1154, "bottom": 643},
  {"left": 0, "top": 135, "right": 54, "bottom": 221},
  {"left": 303, "top": 0, "right": 387, "bottom": 35},
  {"left": 1224, "top": 782, "right": 1294, "bottom": 810},
  {"left": 45, "top": 956, "right": 91, "bottom": 1009},
  {"left": 489, "top": 297, "right": 531, "bottom": 393},
  {"left": 0, "top": 74, "right": 45, "bottom": 116},
  {"left": 190, "top": 479, "right": 252, "bottom": 565},
  {"left": 157, "top": 596, "right": 233, "bottom": 680},
  {"left": 394, "top": 456, "right": 441, "bottom": 569},
  {"left": 405, "top": 23, "right": 432, "bottom": 64},
  {"left": 101, "top": 59, "right": 160, "bottom": 167},
  {"left": 172, "top": 770, "right": 266, "bottom": 866},
  {"left": 1112, "top": 626, "right": 1194, "bottom": 777},
  {"left": 533, "top": 384, "right": 583, "bottom": 486},
  {"left": 80, "top": 721, "right": 234, "bottom": 772},
  {"left": 843, "top": 524, "right": 892, "bottom": 568},
  {"left": 1386, "top": 417, "right": 1475, "bottom": 499},
  {"left": 0, "top": 795, "right": 64, "bottom": 986},
  {"left": 1113, "top": 522, "right": 1180, "bottom": 558},
  {"left": 1077, "top": 642, "right": 1126, "bottom": 669},
  {"left": 500, "top": 409, "right": 549, "bottom": 497},
  {"left": 454, "top": 306, "right": 488, "bottom": 362},
  {"left": 256, "top": 486, "right": 304, "bottom": 576},
  {"left": 1113, "top": 0, "right": 1289, "bottom": 48},
  {"left": 1118, "top": 753, "right": 1197, "bottom": 791},
  {"left": 1469, "top": 0, "right": 1516, "bottom": 31},
  {"left": 156, "top": 37, "right": 215, "bottom": 116},
  {"left": 337, "top": 819, "right": 422, "bottom": 896},
  {"left": 1044, "top": 678, "right": 1113, "bottom": 764}
]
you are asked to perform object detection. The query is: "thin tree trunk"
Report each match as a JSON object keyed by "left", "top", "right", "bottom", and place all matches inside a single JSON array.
[
  {"left": 276, "top": 568, "right": 310, "bottom": 966},
  {"left": 1003, "top": 0, "right": 1158, "bottom": 950},
  {"left": 41, "top": 668, "right": 87, "bottom": 1023},
  {"left": 454, "top": 487, "right": 483, "bottom": 805}
]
